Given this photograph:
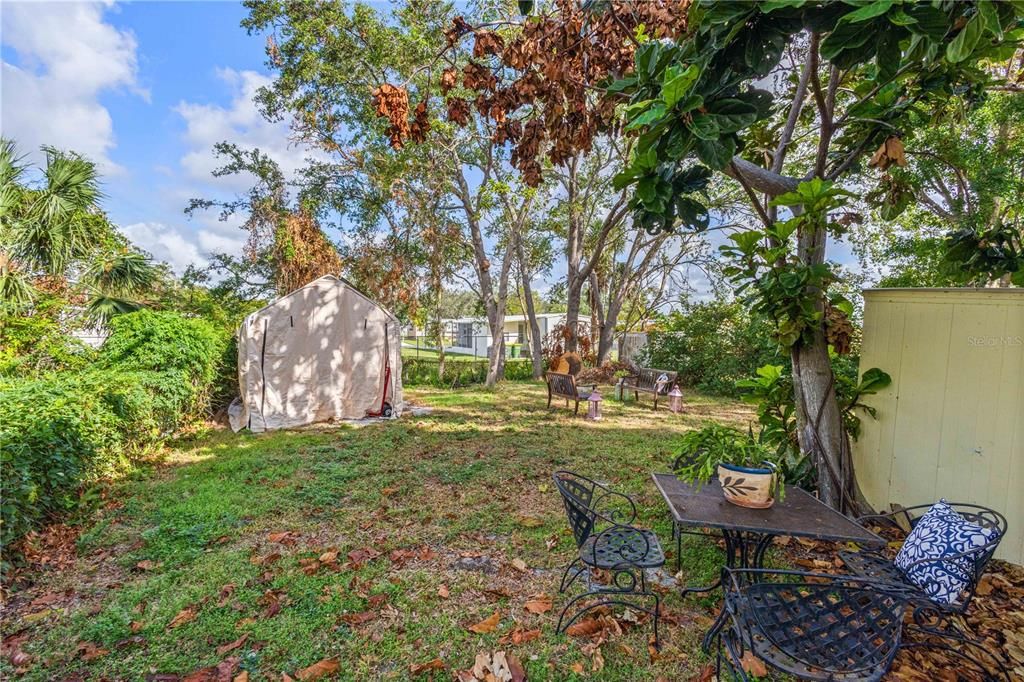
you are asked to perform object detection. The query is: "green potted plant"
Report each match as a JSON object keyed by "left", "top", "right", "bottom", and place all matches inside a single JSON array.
[{"left": 673, "top": 423, "right": 784, "bottom": 508}]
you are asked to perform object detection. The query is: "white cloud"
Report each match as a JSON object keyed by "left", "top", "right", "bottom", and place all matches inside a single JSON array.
[
  {"left": 175, "top": 68, "right": 315, "bottom": 190},
  {"left": 120, "top": 219, "right": 249, "bottom": 276},
  {"left": 0, "top": 1, "right": 142, "bottom": 172}
]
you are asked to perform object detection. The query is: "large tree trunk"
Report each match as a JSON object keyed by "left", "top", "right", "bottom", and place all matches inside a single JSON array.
[
  {"left": 429, "top": 265, "right": 446, "bottom": 381},
  {"left": 564, "top": 285, "right": 583, "bottom": 354},
  {"left": 515, "top": 235, "right": 545, "bottom": 379},
  {"left": 730, "top": 156, "right": 851, "bottom": 511}
]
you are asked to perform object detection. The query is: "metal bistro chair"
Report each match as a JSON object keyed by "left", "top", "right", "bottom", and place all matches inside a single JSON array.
[
  {"left": 705, "top": 568, "right": 908, "bottom": 682},
  {"left": 839, "top": 503, "right": 1010, "bottom": 680},
  {"left": 552, "top": 471, "right": 665, "bottom": 647}
]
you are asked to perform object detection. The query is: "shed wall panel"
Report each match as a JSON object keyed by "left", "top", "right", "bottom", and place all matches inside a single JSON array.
[{"left": 853, "top": 289, "right": 1024, "bottom": 565}]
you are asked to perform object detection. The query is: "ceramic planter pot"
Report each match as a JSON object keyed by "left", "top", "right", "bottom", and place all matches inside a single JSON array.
[{"left": 717, "top": 463, "right": 776, "bottom": 509}]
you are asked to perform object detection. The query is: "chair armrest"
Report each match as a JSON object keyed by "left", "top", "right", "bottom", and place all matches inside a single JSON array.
[{"left": 590, "top": 486, "right": 639, "bottom": 526}]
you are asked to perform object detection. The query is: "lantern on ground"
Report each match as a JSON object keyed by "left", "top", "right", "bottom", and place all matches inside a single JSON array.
[
  {"left": 587, "top": 389, "right": 603, "bottom": 421},
  {"left": 668, "top": 384, "right": 683, "bottom": 414}
]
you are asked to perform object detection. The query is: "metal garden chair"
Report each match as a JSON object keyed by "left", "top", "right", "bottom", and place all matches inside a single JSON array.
[
  {"left": 704, "top": 568, "right": 908, "bottom": 681},
  {"left": 552, "top": 470, "right": 665, "bottom": 648},
  {"left": 839, "top": 503, "right": 1010, "bottom": 680}
]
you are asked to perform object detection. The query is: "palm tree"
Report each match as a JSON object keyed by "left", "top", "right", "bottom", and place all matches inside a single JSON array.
[{"left": 0, "top": 138, "right": 158, "bottom": 320}]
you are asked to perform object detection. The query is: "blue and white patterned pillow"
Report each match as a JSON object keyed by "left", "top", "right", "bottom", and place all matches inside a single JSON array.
[{"left": 894, "top": 500, "right": 999, "bottom": 605}]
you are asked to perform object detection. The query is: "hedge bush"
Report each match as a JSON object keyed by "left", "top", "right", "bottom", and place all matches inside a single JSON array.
[
  {"left": 402, "top": 357, "right": 535, "bottom": 387},
  {"left": 0, "top": 310, "right": 228, "bottom": 557},
  {"left": 638, "top": 301, "right": 788, "bottom": 398}
]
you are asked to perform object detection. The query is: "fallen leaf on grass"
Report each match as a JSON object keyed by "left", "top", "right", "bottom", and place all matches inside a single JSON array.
[
  {"left": 438, "top": 584, "right": 450, "bottom": 599},
  {"left": 740, "top": 651, "right": 768, "bottom": 677},
  {"left": 76, "top": 641, "right": 109, "bottom": 661},
  {"left": 501, "top": 627, "right": 541, "bottom": 645},
  {"left": 510, "top": 558, "right": 528, "bottom": 572},
  {"left": 130, "top": 620, "right": 144, "bottom": 632},
  {"left": 217, "top": 584, "right": 236, "bottom": 607},
  {"left": 182, "top": 655, "right": 240, "bottom": 681},
  {"left": 347, "top": 547, "right": 381, "bottom": 567},
  {"left": 30, "top": 592, "right": 65, "bottom": 606},
  {"left": 318, "top": 550, "right": 338, "bottom": 564},
  {"left": 516, "top": 515, "right": 543, "bottom": 528},
  {"left": 506, "top": 653, "right": 526, "bottom": 682},
  {"left": 135, "top": 560, "right": 160, "bottom": 571},
  {"left": 294, "top": 657, "right": 340, "bottom": 681},
  {"left": 468, "top": 611, "right": 501, "bottom": 634},
  {"left": 570, "top": 662, "right": 585, "bottom": 674},
  {"left": 234, "top": 673, "right": 248, "bottom": 682},
  {"left": 267, "top": 531, "right": 299, "bottom": 546},
  {"left": 168, "top": 605, "right": 198, "bottom": 629},
  {"left": 523, "top": 594, "right": 553, "bottom": 614},
  {"left": 341, "top": 611, "right": 377, "bottom": 626},
  {"left": 216, "top": 633, "right": 248, "bottom": 656},
  {"left": 687, "top": 664, "right": 715, "bottom": 682},
  {"left": 409, "top": 658, "right": 445, "bottom": 675}
]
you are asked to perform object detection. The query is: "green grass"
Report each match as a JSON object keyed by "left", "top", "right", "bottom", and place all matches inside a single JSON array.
[{"left": 2, "top": 382, "right": 757, "bottom": 680}]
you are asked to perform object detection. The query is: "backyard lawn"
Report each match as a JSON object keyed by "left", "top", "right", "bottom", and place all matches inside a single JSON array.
[
  {"left": 3, "top": 383, "right": 1022, "bottom": 680},
  {"left": 2, "top": 383, "right": 750, "bottom": 680}
]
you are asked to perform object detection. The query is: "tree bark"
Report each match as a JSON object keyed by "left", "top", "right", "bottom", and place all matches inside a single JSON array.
[
  {"left": 515, "top": 233, "right": 545, "bottom": 379},
  {"left": 730, "top": 157, "right": 850, "bottom": 510}
]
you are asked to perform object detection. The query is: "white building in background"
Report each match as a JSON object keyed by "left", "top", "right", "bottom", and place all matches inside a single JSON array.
[{"left": 404, "top": 312, "right": 566, "bottom": 358}]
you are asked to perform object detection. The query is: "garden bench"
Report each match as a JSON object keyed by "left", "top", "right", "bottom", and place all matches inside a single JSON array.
[
  {"left": 621, "top": 368, "right": 677, "bottom": 410},
  {"left": 544, "top": 372, "right": 596, "bottom": 415}
]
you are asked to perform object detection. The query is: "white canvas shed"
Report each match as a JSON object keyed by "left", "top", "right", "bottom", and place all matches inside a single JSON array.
[{"left": 229, "top": 275, "right": 403, "bottom": 432}]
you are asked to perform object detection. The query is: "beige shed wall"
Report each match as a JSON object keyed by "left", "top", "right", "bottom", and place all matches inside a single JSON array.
[
  {"left": 234, "top": 276, "right": 403, "bottom": 432},
  {"left": 853, "top": 289, "right": 1024, "bottom": 565}
]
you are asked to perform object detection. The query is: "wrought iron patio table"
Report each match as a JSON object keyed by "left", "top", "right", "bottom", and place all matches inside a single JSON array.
[{"left": 650, "top": 473, "right": 886, "bottom": 595}]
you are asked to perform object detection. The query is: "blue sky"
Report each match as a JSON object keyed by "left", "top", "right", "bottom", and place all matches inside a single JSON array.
[
  {"left": 1, "top": 1, "right": 861, "bottom": 297},
  {"left": 2, "top": 0, "right": 317, "bottom": 273}
]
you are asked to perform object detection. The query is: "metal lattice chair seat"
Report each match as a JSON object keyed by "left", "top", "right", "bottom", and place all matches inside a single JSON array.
[
  {"left": 838, "top": 550, "right": 915, "bottom": 590},
  {"left": 706, "top": 569, "right": 907, "bottom": 682},
  {"left": 741, "top": 584, "right": 904, "bottom": 680},
  {"left": 580, "top": 528, "right": 665, "bottom": 568}
]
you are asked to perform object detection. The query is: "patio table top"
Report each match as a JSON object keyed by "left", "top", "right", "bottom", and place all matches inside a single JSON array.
[{"left": 651, "top": 472, "right": 886, "bottom": 547}]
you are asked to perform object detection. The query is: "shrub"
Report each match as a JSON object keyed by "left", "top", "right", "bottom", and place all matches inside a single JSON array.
[
  {"left": 0, "top": 311, "right": 228, "bottom": 561},
  {"left": 0, "top": 312, "right": 96, "bottom": 377},
  {"left": 638, "top": 300, "right": 787, "bottom": 397},
  {"left": 401, "top": 358, "right": 535, "bottom": 387}
]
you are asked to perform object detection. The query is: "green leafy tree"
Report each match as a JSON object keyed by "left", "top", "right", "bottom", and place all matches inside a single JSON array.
[
  {"left": 0, "top": 139, "right": 158, "bottom": 323},
  {"left": 412, "top": 1, "right": 1023, "bottom": 510},
  {"left": 856, "top": 85, "right": 1024, "bottom": 286}
]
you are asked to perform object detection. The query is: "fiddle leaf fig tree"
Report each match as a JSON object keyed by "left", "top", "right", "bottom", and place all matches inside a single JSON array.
[{"left": 377, "top": 0, "right": 1022, "bottom": 512}]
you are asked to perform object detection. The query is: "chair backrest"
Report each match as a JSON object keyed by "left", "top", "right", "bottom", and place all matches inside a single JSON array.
[
  {"left": 546, "top": 372, "right": 578, "bottom": 399},
  {"left": 552, "top": 471, "right": 597, "bottom": 548}
]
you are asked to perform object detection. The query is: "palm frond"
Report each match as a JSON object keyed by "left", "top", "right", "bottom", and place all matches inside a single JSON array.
[
  {"left": 0, "top": 252, "right": 36, "bottom": 309},
  {"left": 84, "top": 250, "right": 159, "bottom": 296},
  {"left": 84, "top": 294, "right": 144, "bottom": 325}
]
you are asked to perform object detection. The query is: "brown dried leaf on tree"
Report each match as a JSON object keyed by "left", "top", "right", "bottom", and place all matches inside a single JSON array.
[
  {"left": 371, "top": 83, "right": 411, "bottom": 149},
  {"left": 473, "top": 30, "right": 505, "bottom": 58},
  {"left": 445, "top": 16, "right": 474, "bottom": 47},
  {"left": 409, "top": 100, "right": 431, "bottom": 144},
  {"left": 447, "top": 98, "right": 472, "bottom": 126},
  {"left": 868, "top": 136, "right": 907, "bottom": 170},
  {"left": 441, "top": 67, "right": 459, "bottom": 94}
]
